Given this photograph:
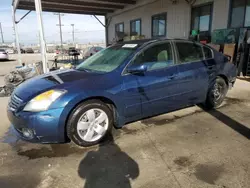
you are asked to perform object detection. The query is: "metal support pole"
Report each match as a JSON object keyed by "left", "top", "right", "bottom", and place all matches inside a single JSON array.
[
  {"left": 34, "top": 0, "right": 48, "bottom": 73},
  {"left": 16, "top": 10, "right": 32, "bottom": 24},
  {"left": 56, "top": 13, "right": 64, "bottom": 50},
  {"left": 71, "top": 24, "right": 75, "bottom": 47},
  {"left": 59, "top": 13, "right": 63, "bottom": 50},
  {"left": 93, "top": 15, "right": 105, "bottom": 28},
  {"left": 12, "top": 6, "right": 22, "bottom": 65},
  {"left": 0, "top": 22, "right": 4, "bottom": 43}
]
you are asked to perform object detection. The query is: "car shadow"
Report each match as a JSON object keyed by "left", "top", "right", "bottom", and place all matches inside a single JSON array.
[
  {"left": 0, "top": 59, "right": 16, "bottom": 62},
  {"left": 78, "top": 134, "right": 140, "bottom": 188},
  {"left": 237, "top": 77, "right": 250, "bottom": 82},
  {"left": 201, "top": 107, "right": 250, "bottom": 139}
]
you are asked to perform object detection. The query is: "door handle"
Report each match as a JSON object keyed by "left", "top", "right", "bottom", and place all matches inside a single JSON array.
[
  {"left": 168, "top": 74, "right": 176, "bottom": 79},
  {"left": 207, "top": 65, "right": 214, "bottom": 70}
]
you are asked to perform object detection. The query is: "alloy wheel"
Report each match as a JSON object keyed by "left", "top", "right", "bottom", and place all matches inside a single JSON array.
[{"left": 76, "top": 108, "right": 109, "bottom": 142}]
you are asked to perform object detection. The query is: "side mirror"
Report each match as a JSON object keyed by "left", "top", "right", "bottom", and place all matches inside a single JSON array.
[
  {"left": 224, "top": 55, "right": 232, "bottom": 62},
  {"left": 127, "top": 64, "right": 147, "bottom": 74}
]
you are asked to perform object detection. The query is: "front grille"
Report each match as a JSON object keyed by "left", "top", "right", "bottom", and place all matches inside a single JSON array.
[{"left": 9, "top": 94, "right": 23, "bottom": 111}]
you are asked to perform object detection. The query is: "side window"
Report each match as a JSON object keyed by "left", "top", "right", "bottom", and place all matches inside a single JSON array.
[
  {"left": 203, "top": 46, "right": 213, "bottom": 59},
  {"left": 176, "top": 42, "right": 203, "bottom": 63},
  {"left": 131, "top": 43, "right": 174, "bottom": 71}
]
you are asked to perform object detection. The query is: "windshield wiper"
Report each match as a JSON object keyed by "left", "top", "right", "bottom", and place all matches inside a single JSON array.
[{"left": 77, "top": 68, "right": 105, "bottom": 73}]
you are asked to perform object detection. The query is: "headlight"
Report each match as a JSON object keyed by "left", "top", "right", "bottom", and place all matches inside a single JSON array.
[{"left": 23, "top": 90, "right": 66, "bottom": 112}]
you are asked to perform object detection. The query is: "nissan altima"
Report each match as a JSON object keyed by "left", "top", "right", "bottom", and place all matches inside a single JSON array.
[{"left": 7, "top": 39, "right": 237, "bottom": 147}]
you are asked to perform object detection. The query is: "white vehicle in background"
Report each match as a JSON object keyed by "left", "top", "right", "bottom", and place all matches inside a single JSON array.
[
  {"left": 6, "top": 48, "right": 15, "bottom": 54},
  {"left": 0, "top": 49, "right": 9, "bottom": 60},
  {"left": 83, "top": 46, "right": 103, "bottom": 58},
  {"left": 34, "top": 49, "right": 40, "bottom": 53}
]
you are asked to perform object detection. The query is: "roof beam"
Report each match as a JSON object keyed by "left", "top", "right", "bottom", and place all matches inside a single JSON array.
[
  {"left": 19, "top": 2, "right": 114, "bottom": 13},
  {"left": 18, "top": 5, "right": 106, "bottom": 15},
  {"left": 95, "top": 0, "right": 136, "bottom": 5},
  {"left": 15, "top": 10, "right": 32, "bottom": 23},
  {"left": 41, "top": 0, "right": 125, "bottom": 9}
]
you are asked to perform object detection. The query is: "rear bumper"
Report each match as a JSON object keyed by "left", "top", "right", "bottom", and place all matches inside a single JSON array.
[{"left": 7, "top": 107, "right": 67, "bottom": 143}]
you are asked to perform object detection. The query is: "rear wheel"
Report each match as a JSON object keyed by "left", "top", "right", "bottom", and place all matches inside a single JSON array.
[
  {"left": 67, "top": 100, "right": 113, "bottom": 147},
  {"left": 205, "top": 77, "right": 228, "bottom": 109}
]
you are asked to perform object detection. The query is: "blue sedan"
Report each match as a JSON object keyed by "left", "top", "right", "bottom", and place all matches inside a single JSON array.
[{"left": 7, "top": 39, "right": 237, "bottom": 147}]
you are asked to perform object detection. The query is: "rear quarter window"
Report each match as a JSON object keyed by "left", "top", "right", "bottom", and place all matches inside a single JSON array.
[
  {"left": 175, "top": 42, "right": 203, "bottom": 63},
  {"left": 203, "top": 46, "right": 213, "bottom": 59}
]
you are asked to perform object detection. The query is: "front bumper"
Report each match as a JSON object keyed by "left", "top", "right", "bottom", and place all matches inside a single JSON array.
[{"left": 7, "top": 107, "right": 67, "bottom": 143}]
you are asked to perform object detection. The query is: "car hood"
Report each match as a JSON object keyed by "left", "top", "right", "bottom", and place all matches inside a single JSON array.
[{"left": 14, "top": 69, "right": 99, "bottom": 101}]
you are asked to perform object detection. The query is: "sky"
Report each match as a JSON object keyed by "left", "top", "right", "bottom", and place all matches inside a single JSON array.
[{"left": 0, "top": 0, "right": 105, "bottom": 45}]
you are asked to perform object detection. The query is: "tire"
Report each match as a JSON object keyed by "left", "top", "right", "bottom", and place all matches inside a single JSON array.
[
  {"left": 67, "top": 100, "right": 113, "bottom": 147},
  {"left": 205, "top": 77, "right": 228, "bottom": 109}
]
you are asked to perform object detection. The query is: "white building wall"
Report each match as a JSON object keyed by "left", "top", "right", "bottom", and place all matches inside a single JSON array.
[{"left": 107, "top": 0, "right": 230, "bottom": 44}]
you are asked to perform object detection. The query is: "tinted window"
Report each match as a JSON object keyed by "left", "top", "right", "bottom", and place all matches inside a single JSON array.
[
  {"left": 130, "top": 19, "right": 141, "bottom": 35},
  {"left": 245, "top": 0, "right": 250, "bottom": 27},
  {"left": 152, "top": 13, "right": 167, "bottom": 37},
  {"left": 115, "top": 23, "right": 124, "bottom": 32},
  {"left": 230, "top": 0, "right": 250, "bottom": 28},
  {"left": 176, "top": 42, "right": 203, "bottom": 63},
  {"left": 191, "top": 4, "right": 212, "bottom": 32},
  {"left": 131, "top": 43, "right": 174, "bottom": 71},
  {"left": 203, "top": 46, "right": 213, "bottom": 59}
]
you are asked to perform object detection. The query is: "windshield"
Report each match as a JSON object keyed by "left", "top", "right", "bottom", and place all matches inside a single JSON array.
[{"left": 76, "top": 44, "right": 137, "bottom": 73}]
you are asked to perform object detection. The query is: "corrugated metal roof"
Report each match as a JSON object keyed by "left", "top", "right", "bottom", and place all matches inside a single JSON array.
[{"left": 13, "top": 0, "right": 137, "bottom": 15}]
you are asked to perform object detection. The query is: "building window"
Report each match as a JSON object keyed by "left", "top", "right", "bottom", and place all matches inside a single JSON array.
[
  {"left": 229, "top": 0, "right": 250, "bottom": 28},
  {"left": 152, "top": 13, "right": 167, "bottom": 37},
  {"left": 130, "top": 19, "right": 141, "bottom": 35},
  {"left": 115, "top": 23, "right": 124, "bottom": 33},
  {"left": 191, "top": 4, "right": 213, "bottom": 34}
]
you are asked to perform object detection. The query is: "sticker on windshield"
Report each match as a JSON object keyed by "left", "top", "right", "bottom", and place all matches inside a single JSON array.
[{"left": 122, "top": 44, "right": 138, "bottom": 48}]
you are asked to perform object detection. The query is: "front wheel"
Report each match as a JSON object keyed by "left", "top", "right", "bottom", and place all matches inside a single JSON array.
[
  {"left": 205, "top": 77, "right": 228, "bottom": 109},
  {"left": 67, "top": 100, "right": 113, "bottom": 147}
]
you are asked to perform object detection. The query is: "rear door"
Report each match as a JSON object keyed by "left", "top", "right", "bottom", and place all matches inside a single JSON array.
[
  {"left": 174, "top": 41, "right": 209, "bottom": 106},
  {"left": 203, "top": 45, "right": 217, "bottom": 83}
]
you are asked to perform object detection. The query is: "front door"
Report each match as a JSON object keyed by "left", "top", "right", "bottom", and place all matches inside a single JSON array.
[{"left": 123, "top": 41, "right": 181, "bottom": 118}]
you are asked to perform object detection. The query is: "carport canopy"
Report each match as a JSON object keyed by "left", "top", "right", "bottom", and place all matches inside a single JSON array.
[
  {"left": 12, "top": 0, "right": 137, "bottom": 73},
  {"left": 14, "top": 0, "right": 136, "bottom": 15}
]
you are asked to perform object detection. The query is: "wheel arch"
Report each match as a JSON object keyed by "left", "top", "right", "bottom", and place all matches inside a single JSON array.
[
  {"left": 217, "top": 74, "right": 229, "bottom": 86},
  {"left": 63, "top": 96, "right": 119, "bottom": 141}
]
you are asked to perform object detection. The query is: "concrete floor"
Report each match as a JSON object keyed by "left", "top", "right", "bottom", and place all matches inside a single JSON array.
[{"left": 0, "top": 55, "right": 250, "bottom": 188}]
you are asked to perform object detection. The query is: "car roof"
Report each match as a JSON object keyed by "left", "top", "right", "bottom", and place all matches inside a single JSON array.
[
  {"left": 110, "top": 38, "right": 208, "bottom": 51},
  {"left": 115, "top": 38, "right": 196, "bottom": 47}
]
